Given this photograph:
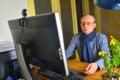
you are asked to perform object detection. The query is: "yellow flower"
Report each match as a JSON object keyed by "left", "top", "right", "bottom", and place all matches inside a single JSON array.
[
  {"left": 111, "top": 36, "right": 114, "bottom": 39},
  {"left": 98, "top": 51, "right": 105, "bottom": 57},
  {"left": 110, "top": 36, "right": 116, "bottom": 46}
]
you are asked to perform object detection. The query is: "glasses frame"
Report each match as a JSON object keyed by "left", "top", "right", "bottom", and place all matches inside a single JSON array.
[{"left": 80, "top": 22, "right": 95, "bottom": 26}]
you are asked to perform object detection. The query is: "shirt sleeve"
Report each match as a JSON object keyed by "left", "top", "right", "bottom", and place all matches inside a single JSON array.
[
  {"left": 95, "top": 34, "right": 110, "bottom": 69},
  {"left": 65, "top": 35, "right": 77, "bottom": 58}
]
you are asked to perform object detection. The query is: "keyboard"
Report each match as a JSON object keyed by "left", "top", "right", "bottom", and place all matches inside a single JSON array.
[
  {"left": 41, "top": 69, "right": 86, "bottom": 80},
  {"left": 61, "top": 69, "right": 86, "bottom": 80}
]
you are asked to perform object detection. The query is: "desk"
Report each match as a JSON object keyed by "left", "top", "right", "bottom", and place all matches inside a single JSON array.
[
  {"left": 68, "top": 60, "right": 107, "bottom": 80},
  {"left": 32, "top": 59, "right": 108, "bottom": 80}
]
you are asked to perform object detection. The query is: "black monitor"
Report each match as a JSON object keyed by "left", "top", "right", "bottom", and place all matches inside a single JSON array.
[{"left": 8, "top": 12, "right": 69, "bottom": 80}]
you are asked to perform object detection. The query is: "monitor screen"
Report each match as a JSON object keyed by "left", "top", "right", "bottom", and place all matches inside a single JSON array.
[{"left": 8, "top": 12, "right": 69, "bottom": 79}]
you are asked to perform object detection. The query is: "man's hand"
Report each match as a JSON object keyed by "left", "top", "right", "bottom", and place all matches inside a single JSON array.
[{"left": 83, "top": 63, "right": 98, "bottom": 75}]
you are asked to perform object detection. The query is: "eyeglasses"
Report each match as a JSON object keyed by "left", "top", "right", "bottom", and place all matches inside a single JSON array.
[{"left": 80, "top": 22, "right": 95, "bottom": 26}]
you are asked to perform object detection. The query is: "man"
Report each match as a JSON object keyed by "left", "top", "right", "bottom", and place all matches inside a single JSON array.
[{"left": 66, "top": 15, "right": 110, "bottom": 75}]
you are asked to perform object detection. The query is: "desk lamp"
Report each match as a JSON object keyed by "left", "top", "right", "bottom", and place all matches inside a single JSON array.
[{"left": 94, "top": 0, "right": 120, "bottom": 10}]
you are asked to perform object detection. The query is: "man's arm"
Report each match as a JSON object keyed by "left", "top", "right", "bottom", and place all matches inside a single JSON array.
[
  {"left": 95, "top": 34, "right": 110, "bottom": 69},
  {"left": 65, "top": 35, "right": 77, "bottom": 58}
]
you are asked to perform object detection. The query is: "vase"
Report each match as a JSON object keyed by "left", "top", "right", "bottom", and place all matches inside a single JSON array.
[{"left": 101, "top": 72, "right": 118, "bottom": 80}]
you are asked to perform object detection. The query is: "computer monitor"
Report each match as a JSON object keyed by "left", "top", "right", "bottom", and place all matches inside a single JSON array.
[{"left": 8, "top": 12, "right": 69, "bottom": 80}]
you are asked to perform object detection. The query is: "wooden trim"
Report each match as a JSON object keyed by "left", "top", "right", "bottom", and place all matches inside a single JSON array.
[
  {"left": 27, "top": 0, "right": 36, "bottom": 16},
  {"left": 71, "top": 0, "right": 80, "bottom": 61},
  {"left": 51, "top": 0, "right": 61, "bottom": 17},
  {"left": 71, "top": 0, "right": 78, "bottom": 34}
]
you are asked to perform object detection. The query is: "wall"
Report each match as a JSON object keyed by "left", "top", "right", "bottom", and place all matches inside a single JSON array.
[
  {"left": 101, "top": 10, "right": 120, "bottom": 41},
  {"left": 0, "top": 0, "right": 27, "bottom": 41}
]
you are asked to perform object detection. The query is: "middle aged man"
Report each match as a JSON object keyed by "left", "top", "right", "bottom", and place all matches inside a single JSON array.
[{"left": 66, "top": 14, "right": 110, "bottom": 75}]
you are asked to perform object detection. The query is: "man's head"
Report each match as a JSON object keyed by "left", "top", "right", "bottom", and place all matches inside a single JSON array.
[{"left": 80, "top": 15, "right": 96, "bottom": 35}]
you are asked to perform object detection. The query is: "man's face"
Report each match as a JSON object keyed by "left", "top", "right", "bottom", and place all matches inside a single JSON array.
[{"left": 80, "top": 15, "right": 96, "bottom": 35}]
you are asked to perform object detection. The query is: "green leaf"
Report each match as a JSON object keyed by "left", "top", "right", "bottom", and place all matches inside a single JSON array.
[{"left": 113, "top": 56, "right": 120, "bottom": 67}]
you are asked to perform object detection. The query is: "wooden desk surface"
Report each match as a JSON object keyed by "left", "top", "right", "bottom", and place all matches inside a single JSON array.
[
  {"left": 32, "top": 59, "right": 108, "bottom": 80},
  {"left": 67, "top": 59, "right": 107, "bottom": 80}
]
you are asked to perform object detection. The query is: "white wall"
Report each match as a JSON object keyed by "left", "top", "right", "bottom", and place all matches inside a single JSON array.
[{"left": 0, "top": 0, "right": 28, "bottom": 41}]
